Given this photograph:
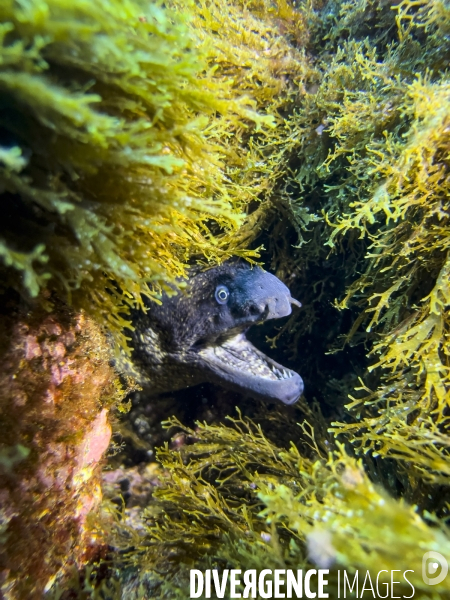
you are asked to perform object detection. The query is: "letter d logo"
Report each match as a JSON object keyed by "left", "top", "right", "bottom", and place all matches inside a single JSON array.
[{"left": 422, "top": 551, "right": 448, "bottom": 585}]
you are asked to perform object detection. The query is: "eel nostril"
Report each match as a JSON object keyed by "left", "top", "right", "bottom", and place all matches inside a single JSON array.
[{"left": 249, "top": 304, "right": 262, "bottom": 317}]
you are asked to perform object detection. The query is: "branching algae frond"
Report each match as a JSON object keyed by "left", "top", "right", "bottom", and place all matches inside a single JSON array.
[
  {"left": 0, "top": 0, "right": 310, "bottom": 349},
  {"left": 91, "top": 414, "right": 450, "bottom": 599},
  {"left": 256, "top": 0, "right": 450, "bottom": 491},
  {"left": 319, "top": 7, "right": 450, "bottom": 487},
  {"left": 168, "top": 0, "right": 316, "bottom": 251}
]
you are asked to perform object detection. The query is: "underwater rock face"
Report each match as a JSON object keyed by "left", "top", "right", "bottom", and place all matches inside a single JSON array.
[
  {"left": 102, "top": 462, "right": 161, "bottom": 532},
  {"left": 0, "top": 302, "right": 124, "bottom": 600},
  {"left": 129, "top": 261, "right": 304, "bottom": 404}
]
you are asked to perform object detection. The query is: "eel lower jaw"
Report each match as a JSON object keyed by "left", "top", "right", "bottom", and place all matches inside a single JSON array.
[{"left": 197, "top": 333, "right": 303, "bottom": 405}]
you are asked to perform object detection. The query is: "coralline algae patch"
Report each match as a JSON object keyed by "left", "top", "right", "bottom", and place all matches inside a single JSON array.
[{"left": 0, "top": 303, "right": 125, "bottom": 599}]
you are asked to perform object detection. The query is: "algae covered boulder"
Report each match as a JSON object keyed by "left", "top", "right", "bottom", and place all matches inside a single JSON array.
[{"left": 0, "top": 300, "right": 124, "bottom": 599}]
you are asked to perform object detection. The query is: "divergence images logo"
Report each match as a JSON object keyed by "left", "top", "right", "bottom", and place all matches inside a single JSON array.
[{"left": 422, "top": 551, "right": 448, "bottom": 585}]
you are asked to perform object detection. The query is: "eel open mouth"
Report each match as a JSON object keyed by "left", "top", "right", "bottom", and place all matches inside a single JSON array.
[{"left": 198, "top": 333, "right": 303, "bottom": 405}]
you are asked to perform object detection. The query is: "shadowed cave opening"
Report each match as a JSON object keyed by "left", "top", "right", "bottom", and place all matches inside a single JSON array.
[{"left": 116, "top": 214, "right": 372, "bottom": 472}]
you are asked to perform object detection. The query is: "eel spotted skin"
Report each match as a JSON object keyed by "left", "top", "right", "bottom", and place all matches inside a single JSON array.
[{"left": 129, "top": 261, "right": 304, "bottom": 405}]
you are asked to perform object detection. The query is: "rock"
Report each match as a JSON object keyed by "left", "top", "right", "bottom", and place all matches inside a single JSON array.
[{"left": 0, "top": 301, "right": 125, "bottom": 599}]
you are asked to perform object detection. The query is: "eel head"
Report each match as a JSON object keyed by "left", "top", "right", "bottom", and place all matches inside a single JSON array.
[{"left": 132, "top": 262, "right": 304, "bottom": 405}]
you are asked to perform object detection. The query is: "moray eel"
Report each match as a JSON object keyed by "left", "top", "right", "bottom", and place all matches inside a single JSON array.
[{"left": 130, "top": 261, "right": 304, "bottom": 404}]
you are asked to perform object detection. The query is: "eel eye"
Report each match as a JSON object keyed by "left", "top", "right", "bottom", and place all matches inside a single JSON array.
[{"left": 215, "top": 285, "right": 229, "bottom": 305}]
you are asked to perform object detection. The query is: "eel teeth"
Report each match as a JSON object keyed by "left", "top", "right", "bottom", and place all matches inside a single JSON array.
[{"left": 205, "top": 337, "right": 294, "bottom": 382}]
